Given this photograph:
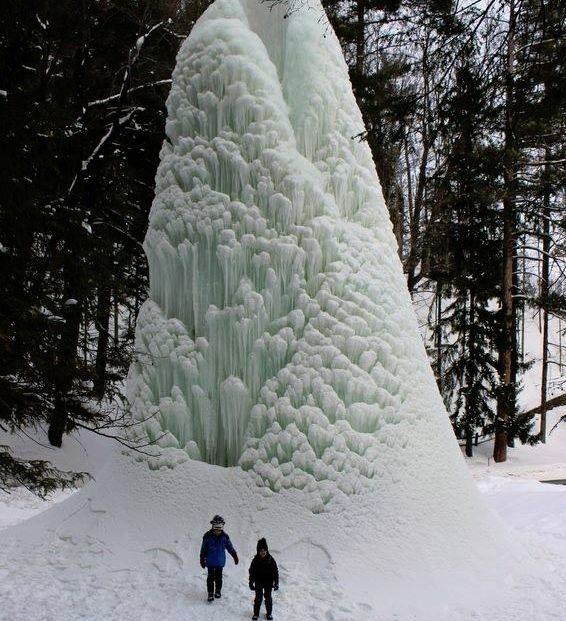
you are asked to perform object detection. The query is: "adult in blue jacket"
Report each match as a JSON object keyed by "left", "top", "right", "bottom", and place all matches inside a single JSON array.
[{"left": 200, "top": 515, "right": 239, "bottom": 601}]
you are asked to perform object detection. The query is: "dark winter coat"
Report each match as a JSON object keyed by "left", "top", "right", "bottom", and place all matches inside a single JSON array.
[
  {"left": 249, "top": 553, "right": 279, "bottom": 587},
  {"left": 200, "top": 530, "right": 237, "bottom": 568}
]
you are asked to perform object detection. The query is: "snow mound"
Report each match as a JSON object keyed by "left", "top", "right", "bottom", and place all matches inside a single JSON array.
[{"left": 2, "top": 443, "right": 566, "bottom": 621}]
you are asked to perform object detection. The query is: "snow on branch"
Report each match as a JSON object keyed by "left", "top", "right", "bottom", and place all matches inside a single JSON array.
[
  {"left": 86, "top": 20, "right": 168, "bottom": 116},
  {"left": 132, "top": 21, "right": 166, "bottom": 63},
  {"left": 67, "top": 21, "right": 167, "bottom": 195},
  {"left": 81, "top": 107, "right": 143, "bottom": 172},
  {"left": 69, "top": 107, "right": 144, "bottom": 193},
  {"left": 87, "top": 80, "right": 172, "bottom": 108},
  {"left": 524, "top": 158, "right": 566, "bottom": 166}
]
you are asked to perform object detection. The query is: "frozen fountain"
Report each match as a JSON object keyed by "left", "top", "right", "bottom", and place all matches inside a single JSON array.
[{"left": 128, "top": 0, "right": 487, "bottom": 512}]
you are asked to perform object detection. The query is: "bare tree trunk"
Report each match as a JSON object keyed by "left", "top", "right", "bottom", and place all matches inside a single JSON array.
[
  {"left": 48, "top": 269, "right": 82, "bottom": 447},
  {"left": 94, "top": 279, "right": 112, "bottom": 400},
  {"left": 114, "top": 291, "right": 119, "bottom": 345},
  {"left": 48, "top": 0, "right": 89, "bottom": 448},
  {"left": 494, "top": 0, "right": 517, "bottom": 463},
  {"left": 465, "top": 431, "right": 473, "bottom": 458},
  {"left": 83, "top": 305, "right": 89, "bottom": 362},
  {"left": 494, "top": 165, "right": 515, "bottom": 463},
  {"left": 355, "top": 0, "right": 365, "bottom": 78},
  {"left": 400, "top": 135, "right": 414, "bottom": 260},
  {"left": 465, "top": 290, "right": 475, "bottom": 458},
  {"left": 435, "top": 281, "right": 442, "bottom": 391},
  {"left": 540, "top": 155, "right": 551, "bottom": 443},
  {"left": 406, "top": 34, "right": 432, "bottom": 293}
]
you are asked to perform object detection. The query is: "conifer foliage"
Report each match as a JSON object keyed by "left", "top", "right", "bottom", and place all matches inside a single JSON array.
[
  {"left": 429, "top": 52, "right": 501, "bottom": 456},
  {"left": 0, "top": 0, "right": 211, "bottom": 491}
]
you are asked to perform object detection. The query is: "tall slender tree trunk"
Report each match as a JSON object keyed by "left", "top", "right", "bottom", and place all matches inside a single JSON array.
[
  {"left": 113, "top": 291, "right": 119, "bottom": 345},
  {"left": 508, "top": 237, "right": 521, "bottom": 449},
  {"left": 355, "top": 0, "right": 365, "bottom": 79},
  {"left": 465, "top": 290, "right": 475, "bottom": 458},
  {"left": 539, "top": 155, "right": 551, "bottom": 443},
  {"left": 494, "top": 0, "right": 517, "bottom": 463},
  {"left": 48, "top": 268, "right": 82, "bottom": 447},
  {"left": 94, "top": 279, "right": 112, "bottom": 400},
  {"left": 83, "top": 305, "right": 89, "bottom": 362},
  {"left": 435, "top": 281, "right": 443, "bottom": 391},
  {"left": 48, "top": 0, "right": 89, "bottom": 447},
  {"left": 400, "top": 135, "right": 415, "bottom": 260},
  {"left": 406, "top": 35, "right": 432, "bottom": 293}
]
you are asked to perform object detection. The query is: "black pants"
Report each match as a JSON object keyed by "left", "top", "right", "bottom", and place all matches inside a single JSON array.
[
  {"left": 207, "top": 567, "right": 223, "bottom": 595},
  {"left": 254, "top": 584, "right": 273, "bottom": 616}
]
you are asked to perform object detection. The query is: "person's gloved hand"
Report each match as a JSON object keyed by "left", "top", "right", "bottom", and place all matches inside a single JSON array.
[
  {"left": 200, "top": 557, "right": 206, "bottom": 569},
  {"left": 273, "top": 583, "right": 279, "bottom": 591},
  {"left": 232, "top": 553, "right": 239, "bottom": 565},
  {"left": 249, "top": 582, "right": 255, "bottom": 591}
]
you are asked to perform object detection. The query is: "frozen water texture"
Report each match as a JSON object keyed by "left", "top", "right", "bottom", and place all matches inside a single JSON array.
[{"left": 128, "top": 0, "right": 481, "bottom": 512}]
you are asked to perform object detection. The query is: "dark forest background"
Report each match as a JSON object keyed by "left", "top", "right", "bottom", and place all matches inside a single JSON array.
[{"left": 0, "top": 0, "right": 564, "bottom": 493}]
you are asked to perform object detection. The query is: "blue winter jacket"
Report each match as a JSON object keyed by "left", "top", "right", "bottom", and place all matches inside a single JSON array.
[{"left": 200, "top": 530, "right": 236, "bottom": 568}]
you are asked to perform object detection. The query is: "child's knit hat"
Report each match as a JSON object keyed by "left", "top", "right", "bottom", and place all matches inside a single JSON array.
[
  {"left": 211, "top": 515, "right": 225, "bottom": 528},
  {"left": 257, "top": 538, "right": 268, "bottom": 552}
]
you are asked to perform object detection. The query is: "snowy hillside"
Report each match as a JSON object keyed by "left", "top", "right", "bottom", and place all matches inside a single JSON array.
[{"left": 1, "top": 420, "right": 566, "bottom": 621}]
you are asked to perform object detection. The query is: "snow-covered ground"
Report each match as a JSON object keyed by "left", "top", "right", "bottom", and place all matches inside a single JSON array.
[
  {"left": 0, "top": 411, "right": 565, "bottom": 621},
  {"left": 469, "top": 412, "right": 566, "bottom": 543}
]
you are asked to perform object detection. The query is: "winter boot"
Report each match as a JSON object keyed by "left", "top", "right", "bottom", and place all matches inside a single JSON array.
[{"left": 207, "top": 595, "right": 214, "bottom": 602}]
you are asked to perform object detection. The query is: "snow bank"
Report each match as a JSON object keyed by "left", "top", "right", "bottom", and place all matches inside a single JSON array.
[{"left": 2, "top": 442, "right": 566, "bottom": 621}]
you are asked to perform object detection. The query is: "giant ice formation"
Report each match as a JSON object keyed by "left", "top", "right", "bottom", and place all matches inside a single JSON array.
[
  {"left": 0, "top": 4, "right": 554, "bottom": 619},
  {"left": 128, "top": 0, "right": 471, "bottom": 511}
]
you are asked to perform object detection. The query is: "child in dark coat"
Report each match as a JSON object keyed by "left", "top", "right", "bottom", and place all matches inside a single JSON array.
[
  {"left": 249, "top": 538, "right": 279, "bottom": 620},
  {"left": 200, "top": 515, "right": 239, "bottom": 602}
]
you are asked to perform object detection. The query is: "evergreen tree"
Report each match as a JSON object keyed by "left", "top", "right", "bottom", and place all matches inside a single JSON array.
[
  {"left": 513, "top": 0, "right": 566, "bottom": 443},
  {"left": 0, "top": 0, "right": 212, "bottom": 491},
  {"left": 427, "top": 51, "right": 501, "bottom": 456},
  {"left": 488, "top": 0, "right": 565, "bottom": 457}
]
